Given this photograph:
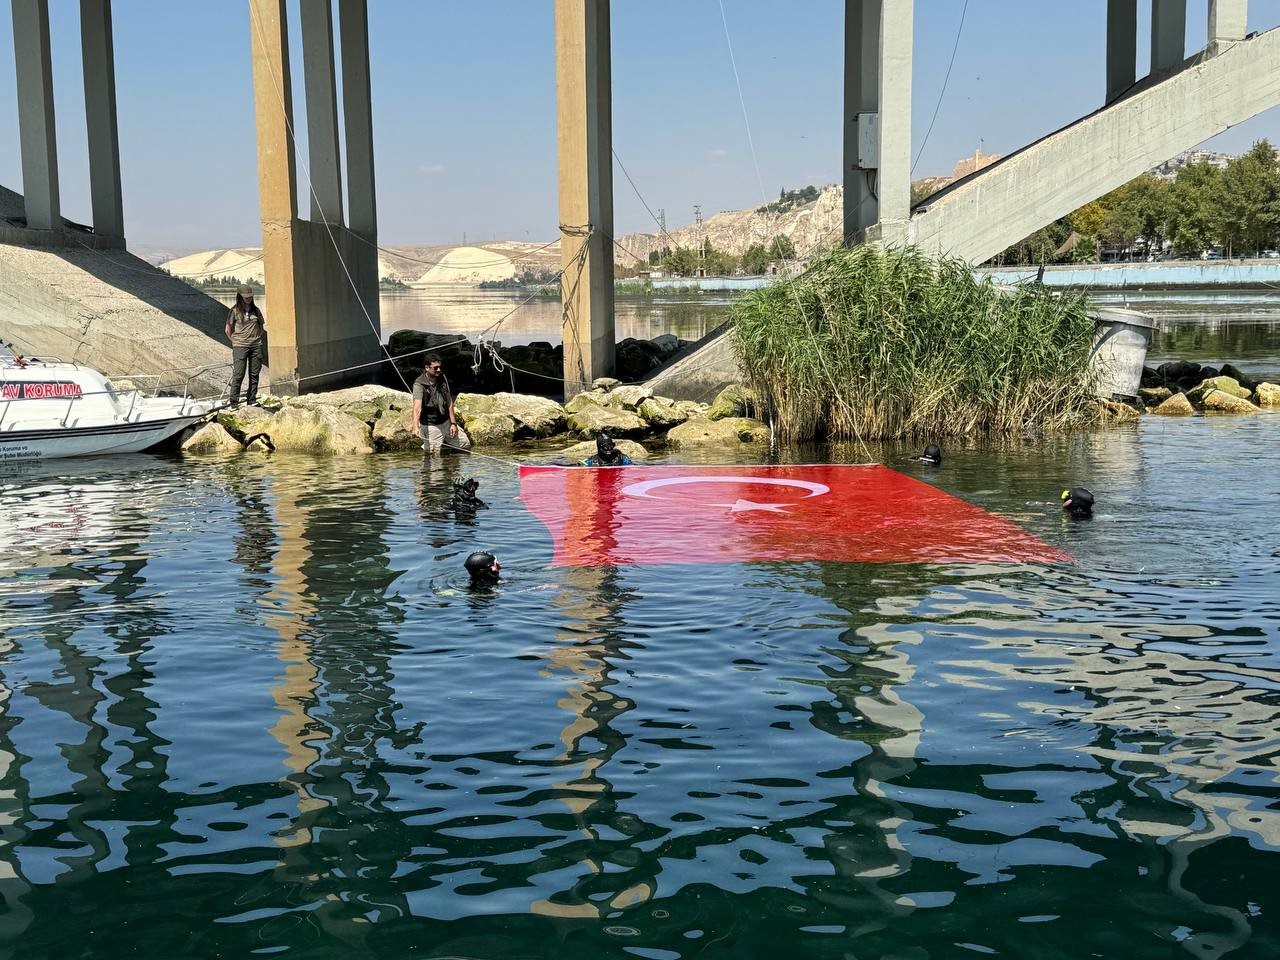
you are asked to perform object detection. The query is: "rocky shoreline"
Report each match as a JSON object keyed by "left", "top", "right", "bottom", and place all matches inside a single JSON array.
[
  {"left": 180, "top": 380, "right": 767, "bottom": 458},
  {"left": 1107, "top": 360, "right": 1280, "bottom": 418}
]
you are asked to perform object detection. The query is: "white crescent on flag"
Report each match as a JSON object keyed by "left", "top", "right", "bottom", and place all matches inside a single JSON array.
[{"left": 621, "top": 476, "right": 831, "bottom": 513}]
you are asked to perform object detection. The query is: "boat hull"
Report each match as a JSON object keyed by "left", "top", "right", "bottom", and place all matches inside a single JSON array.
[{"left": 0, "top": 414, "right": 208, "bottom": 462}]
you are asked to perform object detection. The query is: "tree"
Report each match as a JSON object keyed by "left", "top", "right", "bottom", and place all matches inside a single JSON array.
[
  {"left": 768, "top": 234, "right": 796, "bottom": 261},
  {"left": 740, "top": 242, "right": 770, "bottom": 275},
  {"left": 702, "top": 242, "right": 737, "bottom": 276},
  {"left": 1164, "top": 161, "right": 1221, "bottom": 257},
  {"left": 1213, "top": 140, "right": 1280, "bottom": 256},
  {"left": 661, "top": 246, "right": 698, "bottom": 276}
]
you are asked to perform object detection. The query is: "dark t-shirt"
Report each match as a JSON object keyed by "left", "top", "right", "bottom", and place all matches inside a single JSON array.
[{"left": 412, "top": 374, "right": 451, "bottom": 424}]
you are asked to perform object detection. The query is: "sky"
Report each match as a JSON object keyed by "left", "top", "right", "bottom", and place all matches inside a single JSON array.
[{"left": 2, "top": 0, "right": 1280, "bottom": 250}]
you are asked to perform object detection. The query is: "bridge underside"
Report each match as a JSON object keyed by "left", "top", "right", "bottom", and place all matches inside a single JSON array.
[{"left": 907, "top": 24, "right": 1280, "bottom": 265}]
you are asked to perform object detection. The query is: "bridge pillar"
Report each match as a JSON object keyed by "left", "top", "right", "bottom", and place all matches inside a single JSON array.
[
  {"left": 1151, "top": 0, "right": 1187, "bottom": 74},
  {"left": 339, "top": 0, "right": 377, "bottom": 242},
  {"left": 11, "top": 0, "right": 60, "bottom": 232},
  {"left": 80, "top": 0, "right": 124, "bottom": 242},
  {"left": 555, "top": 0, "right": 615, "bottom": 398},
  {"left": 843, "top": 0, "right": 912, "bottom": 246},
  {"left": 1105, "top": 0, "right": 1137, "bottom": 102},
  {"left": 249, "top": 0, "right": 381, "bottom": 395},
  {"left": 1208, "top": 0, "right": 1248, "bottom": 55},
  {"left": 300, "top": 0, "right": 344, "bottom": 225}
]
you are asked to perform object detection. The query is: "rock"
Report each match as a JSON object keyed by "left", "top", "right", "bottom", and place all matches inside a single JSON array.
[
  {"left": 220, "top": 406, "right": 373, "bottom": 454},
  {"left": 1255, "top": 382, "right": 1280, "bottom": 407},
  {"left": 1156, "top": 360, "right": 1203, "bottom": 384},
  {"left": 706, "top": 384, "right": 760, "bottom": 421},
  {"left": 215, "top": 404, "right": 276, "bottom": 437},
  {"left": 604, "top": 384, "right": 654, "bottom": 410},
  {"left": 180, "top": 421, "right": 242, "bottom": 454},
  {"left": 466, "top": 413, "right": 519, "bottom": 444},
  {"left": 288, "top": 384, "right": 411, "bottom": 425},
  {"left": 666, "top": 416, "right": 769, "bottom": 448},
  {"left": 651, "top": 333, "right": 680, "bottom": 354},
  {"left": 1098, "top": 399, "right": 1141, "bottom": 423},
  {"left": 560, "top": 438, "right": 650, "bottom": 462},
  {"left": 1139, "top": 365, "right": 1162, "bottom": 388},
  {"left": 1137, "top": 386, "right": 1172, "bottom": 406},
  {"left": 1187, "top": 376, "right": 1251, "bottom": 406},
  {"left": 1202, "top": 390, "right": 1261, "bottom": 414},
  {"left": 372, "top": 407, "right": 422, "bottom": 452},
  {"left": 592, "top": 377, "right": 621, "bottom": 391},
  {"left": 1219, "top": 363, "right": 1258, "bottom": 391},
  {"left": 566, "top": 404, "right": 649, "bottom": 438},
  {"left": 455, "top": 392, "right": 566, "bottom": 437},
  {"left": 565, "top": 390, "right": 608, "bottom": 414},
  {"left": 674, "top": 399, "right": 710, "bottom": 418},
  {"left": 637, "top": 396, "right": 689, "bottom": 429},
  {"left": 1152, "top": 392, "right": 1194, "bottom": 416}
]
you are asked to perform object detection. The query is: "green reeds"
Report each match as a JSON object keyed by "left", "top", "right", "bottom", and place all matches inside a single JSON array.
[{"left": 730, "top": 245, "right": 1100, "bottom": 441}]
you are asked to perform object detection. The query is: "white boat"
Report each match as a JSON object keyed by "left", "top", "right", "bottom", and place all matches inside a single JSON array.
[{"left": 0, "top": 345, "right": 221, "bottom": 462}]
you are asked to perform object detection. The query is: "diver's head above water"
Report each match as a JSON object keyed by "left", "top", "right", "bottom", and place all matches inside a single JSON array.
[
  {"left": 596, "top": 432, "right": 619, "bottom": 463},
  {"left": 1061, "top": 487, "right": 1094, "bottom": 520},
  {"left": 464, "top": 550, "right": 501, "bottom": 585},
  {"left": 920, "top": 443, "right": 942, "bottom": 466}
]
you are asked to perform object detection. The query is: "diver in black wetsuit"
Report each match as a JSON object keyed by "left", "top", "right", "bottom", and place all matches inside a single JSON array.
[
  {"left": 1061, "top": 487, "right": 1094, "bottom": 520},
  {"left": 917, "top": 444, "right": 942, "bottom": 466},
  {"left": 581, "top": 432, "right": 632, "bottom": 467},
  {"left": 464, "top": 551, "right": 501, "bottom": 587}
]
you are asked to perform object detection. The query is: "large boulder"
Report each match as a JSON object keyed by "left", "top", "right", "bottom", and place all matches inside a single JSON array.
[
  {"left": 466, "top": 413, "right": 518, "bottom": 444},
  {"left": 1137, "top": 386, "right": 1172, "bottom": 407},
  {"left": 1254, "top": 382, "right": 1280, "bottom": 407},
  {"left": 1097, "top": 398, "right": 1141, "bottom": 423},
  {"left": 605, "top": 384, "right": 654, "bottom": 410},
  {"left": 181, "top": 421, "right": 242, "bottom": 454},
  {"left": 455, "top": 392, "right": 565, "bottom": 437},
  {"left": 706, "top": 384, "right": 760, "bottom": 421},
  {"left": 565, "top": 390, "right": 609, "bottom": 413},
  {"left": 666, "top": 416, "right": 769, "bottom": 448},
  {"left": 1155, "top": 360, "right": 1203, "bottom": 385},
  {"left": 674, "top": 399, "right": 710, "bottom": 418},
  {"left": 1219, "top": 363, "right": 1258, "bottom": 391},
  {"left": 637, "top": 396, "right": 688, "bottom": 430},
  {"left": 592, "top": 377, "right": 621, "bottom": 391},
  {"left": 288, "top": 384, "right": 411, "bottom": 425},
  {"left": 566, "top": 404, "right": 649, "bottom": 438},
  {"left": 1188, "top": 376, "right": 1251, "bottom": 405},
  {"left": 372, "top": 407, "right": 423, "bottom": 452},
  {"left": 257, "top": 406, "right": 374, "bottom": 454},
  {"left": 560, "top": 438, "right": 650, "bottom": 463},
  {"left": 1202, "top": 390, "right": 1261, "bottom": 414},
  {"left": 1152, "top": 392, "right": 1194, "bottom": 416}
]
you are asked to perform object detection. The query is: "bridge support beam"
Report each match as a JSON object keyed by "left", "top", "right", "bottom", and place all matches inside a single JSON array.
[
  {"left": 11, "top": 0, "right": 60, "bottom": 232},
  {"left": 843, "top": 0, "right": 912, "bottom": 246},
  {"left": 339, "top": 0, "right": 377, "bottom": 242},
  {"left": 249, "top": 0, "right": 380, "bottom": 395},
  {"left": 555, "top": 0, "right": 615, "bottom": 398},
  {"left": 1208, "top": 0, "right": 1248, "bottom": 55},
  {"left": 300, "top": 0, "right": 344, "bottom": 225},
  {"left": 1105, "top": 0, "right": 1137, "bottom": 102},
  {"left": 1151, "top": 0, "right": 1187, "bottom": 74},
  {"left": 80, "top": 0, "right": 124, "bottom": 242}
]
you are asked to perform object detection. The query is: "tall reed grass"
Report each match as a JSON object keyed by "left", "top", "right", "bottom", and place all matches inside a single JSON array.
[{"left": 731, "top": 245, "right": 1100, "bottom": 441}]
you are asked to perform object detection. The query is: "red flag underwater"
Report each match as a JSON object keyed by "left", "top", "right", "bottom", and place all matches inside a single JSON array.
[{"left": 519, "top": 464, "right": 1069, "bottom": 568}]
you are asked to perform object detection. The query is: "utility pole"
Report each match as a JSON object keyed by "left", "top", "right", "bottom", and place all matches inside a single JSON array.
[{"left": 694, "top": 204, "right": 705, "bottom": 277}]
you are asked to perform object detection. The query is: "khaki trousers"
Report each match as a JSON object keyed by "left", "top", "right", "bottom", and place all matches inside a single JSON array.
[{"left": 423, "top": 422, "right": 472, "bottom": 454}]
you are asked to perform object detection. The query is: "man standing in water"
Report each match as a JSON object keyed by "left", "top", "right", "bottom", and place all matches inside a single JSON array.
[
  {"left": 412, "top": 354, "right": 472, "bottom": 454},
  {"left": 225, "top": 284, "right": 266, "bottom": 407}
]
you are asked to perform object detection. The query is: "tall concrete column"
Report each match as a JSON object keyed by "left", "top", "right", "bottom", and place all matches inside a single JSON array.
[
  {"left": 299, "top": 0, "right": 343, "bottom": 225},
  {"left": 842, "top": 0, "right": 911, "bottom": 246},
  {"left": 555, "top": 0, "right": 615, "bottom": 397},
  {"left": 1105, "top": 0, "right": 1137, "bottom": 103},
  {"left": 843, "top": 0, "right": 880, "bottom": 244},
  {"left": 1208, "top": 0, "right": 1247, "bottom": 55},
  {"left": 11, "top": 0, "right": 60, "bottom": 232},
  {"left": 1151, "top": 0, "right": 1187, "bottom": 75},
  {"left": 80, "top": 0, "right": 124, "bottom": 241},
  {"left": 338, "top": 0, "right": 376, "bottom": 240}
]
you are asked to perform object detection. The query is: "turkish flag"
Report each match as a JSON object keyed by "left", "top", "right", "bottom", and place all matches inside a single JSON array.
[{"left": 519, "top": 464, "right": 1069, "bottom": 567}]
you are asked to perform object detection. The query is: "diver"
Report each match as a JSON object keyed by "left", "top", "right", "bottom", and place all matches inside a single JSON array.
[
  {"left": 445, "top": 476, "right": 487, "bottom": 511},
  {"left": 906, "top": 443, "right": 941, "bottom": 466},
  {"left": 581, "top": 432, "right": 632, "bottom": 467},
  {"left": 464, "top": 550, "right": 501, "bottom": 588},
  {"left": 1061, "top": 487, "right": 1094, "bottom": 520}
]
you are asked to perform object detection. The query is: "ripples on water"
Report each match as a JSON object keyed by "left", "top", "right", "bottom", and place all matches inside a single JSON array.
[{"left": 1, "top": 415, "right": 1279, "bottom": 959}]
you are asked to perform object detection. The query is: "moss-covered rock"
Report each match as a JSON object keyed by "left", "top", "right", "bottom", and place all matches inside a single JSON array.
[
  {"left": 565, "top": 390, "right": 608, "bottom": 414},
  {"left": 637, "top": 396, "right": 688, "bottom": 429},
  {"left": 288, "top": 385, "right": 411, "bottom": 426},
  {"left": 1254, "top": 382, "right": 1280, "bottom": 407},
  {"left": 467, "top": 413, "right": 518, "bottom": 444},
  {"left": 258, "top": 407, "right": 374, "bottom": 454},
  {"left": 1098, "top": 398, "right": 1141, "bottom": 423},
  {"left": 1202, "top": 389, "right": 1261, "bottom": 414},
  {"left": 666, "top": 416, "right": 769, "bottom": 448},
  {"left": 566, "top": 404, "right": 648, "bottom": 438},
  {"left": 455, "top": 392, "right": 565, "bottom": 437},
  {"left": 1137, "top": 386, "right": 1172, "bottom": 407},
  {"left": 706, "top": 384, "right": 760, "bottom": 421},
  {"left": 674, "top": 399, "right": 710, "bottom": 418},
  {"left": 559, "top": 438, "right": 650, "bottom": 463},
  {"left": 181, "top": 421, "right": 242, "bottom": 454},
  {"left": 372, "top": 407, "right": 422, "bottom": 452},
  {"left": 604, "top": 384, "right": 653, "bottom": 410},
  {"left": 1188, "top": 376, "right": 1251, "bottom": 406},
  {"left": 1152, "top": 392, "right": 1194, "bottom": 416},
  {"left": 591, "top": 377, "right": 621, "bottom": 391}
]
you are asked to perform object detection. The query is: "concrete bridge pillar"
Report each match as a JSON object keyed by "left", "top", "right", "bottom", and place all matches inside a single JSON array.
[
  {"left": 1151, "top": 0, "right": 1187, "bottom": 74},
  {"left": 10, "top": 0, "right": 60, "bottom": 232},
  {"left": 1208, "top": 0, "right": 1248, "bottom": 55},
  {"left": 555, "top": 0, "right": 615, "bottom": 397},
  {"left": 300, "top": 0, "right": 343, "bottom": 225},
  {"left": 249, "top": 0, "right": 381, "bottom": 395},
  {"left": 1105, "top": 0, "right": 1137, "bottom": 102},
  {"left": 80, "top": 0, "right": 124, "bottom": 242},
  {"left": 843, "top": 0, "right": 913, "bottom": 246},
  {"left": 339, "top": 0, "right": 377, "bottom": 242}
]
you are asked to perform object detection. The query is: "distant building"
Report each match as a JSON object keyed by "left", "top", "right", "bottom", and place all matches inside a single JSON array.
[{"left": 1149, "top": 149, "right": 1234, "bottom": 179}]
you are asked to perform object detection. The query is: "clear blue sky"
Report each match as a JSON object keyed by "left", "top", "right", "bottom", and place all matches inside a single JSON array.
[{"left": 2, "top": 1, "right": 1279, "bottom": 249}]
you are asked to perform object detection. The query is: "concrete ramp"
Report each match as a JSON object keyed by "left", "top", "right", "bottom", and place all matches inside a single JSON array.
[
  {"left": 0, "top": 209, "right": 232, "bottom": 395},
  {"left": 911, "top": 25, "right": 1280, "bottom": 264}
]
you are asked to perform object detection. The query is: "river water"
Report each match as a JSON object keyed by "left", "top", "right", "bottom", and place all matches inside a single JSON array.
[{"left": 2, "top": 290, "right": 1279, "bottom": 959}]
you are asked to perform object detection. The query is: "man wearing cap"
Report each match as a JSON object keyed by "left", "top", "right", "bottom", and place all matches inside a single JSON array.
[{"left": 225, "top": 284, "right": 266, "bottom": 407}]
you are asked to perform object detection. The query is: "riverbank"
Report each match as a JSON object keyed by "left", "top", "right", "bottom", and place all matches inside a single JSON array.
[{"left": 978, "top": 258, "right": 1280, "bottom": 290}]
